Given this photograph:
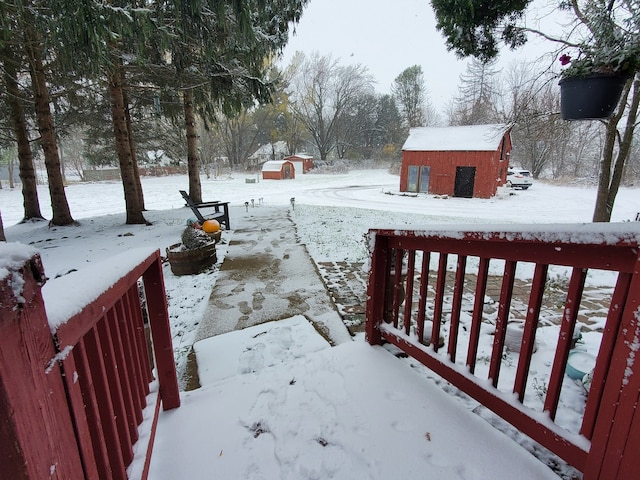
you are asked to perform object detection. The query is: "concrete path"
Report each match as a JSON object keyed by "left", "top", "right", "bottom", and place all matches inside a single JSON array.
[{"left": 193, "top": 205, "right": 351, "bottom": 346}]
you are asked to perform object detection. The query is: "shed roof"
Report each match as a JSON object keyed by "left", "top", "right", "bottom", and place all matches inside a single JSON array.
[
  {"left": 402, "top": 124, "right": 510, "bottom": 152},
  {"left": 285, "top": 154, "right": 313, "bottom": 160},
  {"left": 261, "top": 160, "right": 292, "bottom": 172}
]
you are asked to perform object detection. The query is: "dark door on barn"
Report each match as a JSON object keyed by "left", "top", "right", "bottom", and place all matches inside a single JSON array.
[
  {"left": 283, "top": 164, "right": 293, "bottom": 179},
  {"left": 407, "top": 166, "right": 430, "bottom": 193},
  {"left": 454, "top": 167, "right": 476, "bottom": 198}
]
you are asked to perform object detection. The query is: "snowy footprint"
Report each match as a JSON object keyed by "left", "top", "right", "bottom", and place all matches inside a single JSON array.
[{"left": 238, "top": 342, "right": 266, "bottom": 374}]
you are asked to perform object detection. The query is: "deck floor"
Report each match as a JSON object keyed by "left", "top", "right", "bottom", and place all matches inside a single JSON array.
[{"left": 144, "top": 319, "right": 560, "bottom": 480}]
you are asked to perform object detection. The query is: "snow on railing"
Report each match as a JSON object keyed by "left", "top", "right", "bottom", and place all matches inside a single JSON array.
[
  {"left": 0, "top": 245, "right": 179, "bottom": 480},
  {"left": 365, "top": 223, "right": 640, "bottom": 479}
]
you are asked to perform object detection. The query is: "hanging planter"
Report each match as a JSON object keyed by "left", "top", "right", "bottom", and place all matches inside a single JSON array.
[{"left": 559, "top": 73, "right": 628, "bottom": 120}]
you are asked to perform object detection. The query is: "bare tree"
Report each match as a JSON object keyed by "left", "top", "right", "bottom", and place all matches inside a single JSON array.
[
  {"left": 289, "top": 53, "right": 374, "bottom": 160},
  {"left": 58, "top": 126, "right": 87, "bottom": 180}
]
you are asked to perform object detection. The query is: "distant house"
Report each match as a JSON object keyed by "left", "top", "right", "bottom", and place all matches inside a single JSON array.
[
  {"left": 249, "top": 141, "right": 288, "bottom": 166},
  {"left": 261, "top": 160, "right": 295, "bottom": 180},
  {"left": 400, "top": 124, "right": 512, "bottom": 198},
  {"left": 283, "top": 154, "right": 314, "bottom": 174}
]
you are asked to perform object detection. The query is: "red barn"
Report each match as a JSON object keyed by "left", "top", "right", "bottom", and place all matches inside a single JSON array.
[
  {"left": 400, "top": 124, "right": 512, "bottom": 198},
  {"left": 284, "top": 154, "right": 314, "bottom": 174},
  {"left": 261, "top": 160, "right": 295, "bottom": 180}
]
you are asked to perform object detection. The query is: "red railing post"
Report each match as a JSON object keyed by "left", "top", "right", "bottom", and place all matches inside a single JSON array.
[
  {"left": 364, "top": 226, "right": 640, "bottom": 476},
  {"left": 0, "top": 250, "right": 85, "bottom": 479},
  {"left": 584, "top": 255, "right": 640, "bottom": 480},
  {"left": 366, "top": 232, "right": 389, "bottom": 345},
  {"left": 142, "top": 255, "right": 180, "bottom": 410}
]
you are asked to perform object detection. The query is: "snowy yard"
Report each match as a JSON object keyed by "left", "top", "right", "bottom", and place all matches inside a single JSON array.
[{"left": 2, "top": 169, "right": 639, "bottom": 478}]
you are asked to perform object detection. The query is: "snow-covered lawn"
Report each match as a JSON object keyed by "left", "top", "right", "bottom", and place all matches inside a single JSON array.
[{"left": 2, "top": 169, "right": 638, "bottom": 478}]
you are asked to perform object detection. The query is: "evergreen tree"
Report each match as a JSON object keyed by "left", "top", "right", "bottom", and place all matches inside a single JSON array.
[
  {"left": 391, "top": 65, "right": 428, "bottom": 128},
  {"left": 0, "top": 0, "right": 74, "bottom": 225},
  {"left": 0, "top": 31, "right": 43, "bottom": 221}
]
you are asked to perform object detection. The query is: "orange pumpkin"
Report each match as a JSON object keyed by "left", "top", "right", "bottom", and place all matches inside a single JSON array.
[{"left": 202, "top": 219, "right": 221, "bottom": 233}]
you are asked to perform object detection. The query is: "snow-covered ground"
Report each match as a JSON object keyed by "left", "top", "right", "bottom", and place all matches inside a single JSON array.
[{"left": 2, "top": 169, "right": 638, "bottom": 479}]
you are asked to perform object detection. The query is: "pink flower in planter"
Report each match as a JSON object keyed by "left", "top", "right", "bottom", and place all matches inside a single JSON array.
[{"left": 559, "top": 54, "right": 572, "bottom": 66}]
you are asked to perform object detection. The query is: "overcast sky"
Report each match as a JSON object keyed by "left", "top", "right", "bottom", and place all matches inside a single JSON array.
[{"left": 279, "top": 0, "right": 568, "bottom": 116}]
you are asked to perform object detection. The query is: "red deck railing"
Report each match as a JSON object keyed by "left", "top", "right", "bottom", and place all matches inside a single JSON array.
[
  {"left": 0, "top": 247, "right": 179, "bottom": 479},
  {"left": 365, "top": 224, "right": 640, "bottom": 480}
]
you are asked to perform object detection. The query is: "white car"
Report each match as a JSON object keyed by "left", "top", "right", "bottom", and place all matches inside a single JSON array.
[{"left": 506, "top": 168, "right": 533, "bottom": 190}]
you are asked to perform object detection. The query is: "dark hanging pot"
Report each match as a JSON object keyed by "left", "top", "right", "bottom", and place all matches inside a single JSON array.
[{"left": 559, "top": 73, "right": 628, "bottom": 120}]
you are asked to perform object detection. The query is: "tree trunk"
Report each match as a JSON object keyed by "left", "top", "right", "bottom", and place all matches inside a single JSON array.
[
  {"left": 592, "top": 77, "right": 640, "bottom": 222},
  {"left": 123, "top": 87, "right": 145, "bottom": 210},
  {"left": 24, "top": 28, "right": 74, "bottom": 226},
  {"left": 0, "top": 211, "right": 5, "bottom": 241},
  {"left": 108, "top": 60, "right": 147, "bottom": 225},
  {"left": 3, "top": 49, "right": 43, "bottom": 220},
  {"left": 183, "top": 89, "right": 203, "bottom": 203}
]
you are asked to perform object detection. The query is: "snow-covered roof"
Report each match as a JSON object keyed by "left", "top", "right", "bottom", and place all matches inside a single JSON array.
[
  {"left": 249, "top": 141, "right": 288, "bottom": 160},
  {"left": 402, "top": 124, "right": 510, "bottom": 152},
  {"left": 285, "top": 154, "right": 313, "bottom": 160},
  {"left": 261, "top": 160, "right": 292, "bottom": 172}
]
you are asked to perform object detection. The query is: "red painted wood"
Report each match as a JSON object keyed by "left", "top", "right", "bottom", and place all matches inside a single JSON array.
[
  {"left": 98, "top": 315, "right": 134, "bottom": 464},
  {"left": 585, "top": 259, "right": 640, "bottom": 479},
  {"left": 84, "top": 325, "right": 128, "bottom": 480},
  {"left": 0, "top": 254, "right": 86, "bottom": 479},
  {"left": 401, "top": 138, "right": 510, "bottom": 198},
  {"left": 381, "top": 328, "right": 589, "bottom": 470},
  {"left": 365, "top": 235, "right": 388, "bottom": 345},
  {"left": 544, "top": 268, "right": 586, "bottom": 420},
  {"left": 110, "top": 303, "right": 140, "bottom": 442},
  {"left": 381, "top": 230, "right": 637, "bottom": 272},
  {"left": 617, "top": 384, "right": 640, "bottom": 478},
  {"left": 513, "top": 263, "right": 548, "bottom": 402},
  {"left": 74, "top": 339, "right": 112, "bottom": 477},
  {"left": 447, "top": 255, "right": 467, "bottom": 363},
  {"left": 416, "top": 252, "right": 431, "bottom": 344},
  {"left": 2, "top": 250, "right": 178, "bottom": 479},
  {"left": 489, "top": 260, "right": 516, "bottom": 386},
  {"left": 140, "top": 390, "right": 163, "bottom": 480},
  {"left": 467, "top": 257, "right": 489, "bottom": 373},
  {"left": 143, "top": 258, "right": 181, "bottom": 410},
  {"left": 581, "top": 272, "right": 631, "bottom": 440},
  {"left": 366, "top": 227, "right": 640, "bottom": 476},
  {"left": 130, "top": 285, "right": 152, "bottom": 389},
  {"left": 403, "top": 251, "right": 416, "bottom": 335},
  {"left": 120, "top": 289, "right": 145, "bottom": 420},
  {"left": 52, "top": 253, "right": 159, "bottom": 345},
  {"left": 431, "top": 254, "right": 448, "bottom": 352},
  {"left": 59, "top": 347, "right": 100, "bottom": 480},
  {"left": 391, "top": 249, "right": 404, "bottom": 328}
]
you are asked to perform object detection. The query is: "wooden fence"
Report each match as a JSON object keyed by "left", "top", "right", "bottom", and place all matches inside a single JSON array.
[
  {"left": 365, "top": 224, "right": 640, "bottom": 479},
  {"left": 0, "top": 246, "right": 179, "bottom": 479}
]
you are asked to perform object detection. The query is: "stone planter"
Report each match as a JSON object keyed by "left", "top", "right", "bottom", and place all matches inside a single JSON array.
[
  {"left": 166, "top": 242, "right": 217, "bottom": 276},
  {"left": 559, "top": 73, "right": 628, "bottom": 120}
]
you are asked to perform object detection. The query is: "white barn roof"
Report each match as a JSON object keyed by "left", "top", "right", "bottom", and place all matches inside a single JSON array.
[
  {"left": 402, "top": 124, "right": 510, "bottom": 152},
  {"left": 261, "top": 160, "right": 292, "bottom": 172}
]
